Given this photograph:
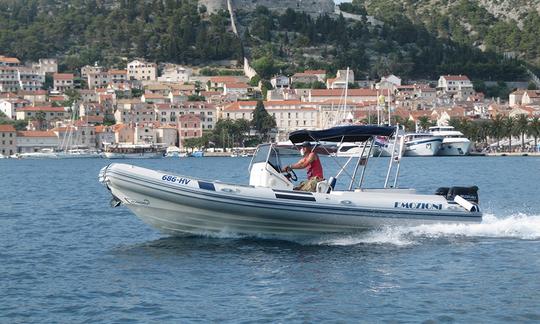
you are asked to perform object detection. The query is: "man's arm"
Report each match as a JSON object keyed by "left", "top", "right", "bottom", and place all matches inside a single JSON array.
[{"left": 288, "top": 153, "right": 316, "bottom": 170}]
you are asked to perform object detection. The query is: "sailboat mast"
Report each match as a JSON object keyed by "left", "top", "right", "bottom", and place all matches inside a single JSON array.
[{"left": 342, "top": 67, "right": 349, "bottom": 124}]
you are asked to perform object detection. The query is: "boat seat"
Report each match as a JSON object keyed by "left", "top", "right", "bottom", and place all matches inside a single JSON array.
[{"left": 316, "top": 177, "right": 336, "bottom": 194}]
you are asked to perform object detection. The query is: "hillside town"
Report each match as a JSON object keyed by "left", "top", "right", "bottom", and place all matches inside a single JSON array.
[{"left": 1, "top": 54, "right": 540, "bottom": 158}]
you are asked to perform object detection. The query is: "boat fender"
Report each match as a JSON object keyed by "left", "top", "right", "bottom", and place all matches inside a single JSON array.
[
  {"left": 340, "top": 200, "right": 352, "bottom": 205},
  {"left": 454, "top": 195, "right": 479, "bottom": 212}
]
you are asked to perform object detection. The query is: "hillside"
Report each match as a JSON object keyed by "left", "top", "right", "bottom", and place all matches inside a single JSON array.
[
  {"left": 0, "top": 0, "right": 535, "bottom": 82},
  {"left": 361, "top": 0, "right": 540, "bottom": 66}
]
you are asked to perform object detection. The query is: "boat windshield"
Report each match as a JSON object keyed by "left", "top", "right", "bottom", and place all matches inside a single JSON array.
[{"left": 251, "top": 144, "right": 282, "bottom": 173}]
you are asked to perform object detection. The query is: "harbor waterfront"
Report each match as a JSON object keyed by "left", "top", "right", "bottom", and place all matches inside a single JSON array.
[{"left": 1, "top": 156, "right": 540, "bottom": 322}]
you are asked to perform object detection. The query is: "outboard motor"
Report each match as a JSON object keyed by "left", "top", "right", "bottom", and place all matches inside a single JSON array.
[
  {"left": 447, "top": 186, "right": 479, "bottom": 203},
  {"left": 435, "top": 187, "right": 449, "bottom": 197}
]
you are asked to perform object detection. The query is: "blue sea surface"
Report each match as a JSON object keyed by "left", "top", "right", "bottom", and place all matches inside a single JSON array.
[{"left": 1, "top": 156, "right": 539, "bottom": 322}]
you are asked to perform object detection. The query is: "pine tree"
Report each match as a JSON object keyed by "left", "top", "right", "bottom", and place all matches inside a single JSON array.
[{"left": 251, "top": 101, "right": 276, "bottom": 141}]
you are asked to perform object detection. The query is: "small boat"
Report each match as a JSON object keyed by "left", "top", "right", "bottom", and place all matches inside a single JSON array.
[
  {"left": 190, "top": 150, "right": 204, "bottom": 158},
  {"left": 334, "top": 142, "right": 372, "bottom": 157},
  {"left": 99, "top": 125, "right": 482, "bottom": 237},
  {"left": 56, "top": 148, "right": 101, "bottom": 159},
  {"left": 103, "top": 143, "right": 165, "bottom": 159},
  {"left": 165, "top": 146, "right": 187, "bottom": 158},
  {"left": 15, "top": 148, "right": 59, "bottom": 159},
  {"left": 428, "top": 126, "right": 471, "bottom": 156}
]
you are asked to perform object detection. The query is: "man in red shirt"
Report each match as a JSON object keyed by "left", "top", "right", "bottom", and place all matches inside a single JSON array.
[{"left": 283, "top": 141, "right": 324, "bottom": 191}]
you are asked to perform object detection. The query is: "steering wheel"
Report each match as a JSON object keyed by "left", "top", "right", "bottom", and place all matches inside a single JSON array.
[{"left": 284, "top": 168, "right": 298, "bottom": 182}]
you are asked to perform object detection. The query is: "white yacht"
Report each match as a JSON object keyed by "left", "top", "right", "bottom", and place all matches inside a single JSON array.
[
  {"left": 374, "top": 132, "right": 443, "bottom": 157},
  {"left": 15, "top": 148, "right": 59, "bottom": 159},
  {"left": 103, "top": 143, "right": 165, "bottom": 159},
  {"left": 429, "top": 126, "right": 471, "bottom": 156},
  {"left": 335, "top": 142, "right": 372, "bottom": 157}
]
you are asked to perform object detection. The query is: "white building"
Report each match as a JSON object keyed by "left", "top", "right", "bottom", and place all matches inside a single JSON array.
[
  {"left": 33, "top": 58, "right": 58, "bottom": 74},
  {"left": 308, "top": 88, "right": 382, "bottom": 103},
  {"left": 0, "top": 98, "right": 29, "bottom": 119},
  {"left": 17, "top": 67, "right": 45, "bottom": 91},
  {"left": 53, "top": 73, "right": 75, "bottom": 92},
  {"left": 155, "top": 125, "right": 178, "bottom": 146},
  {"left": 0, "top": 67, "right": 20, "bottom": 92},
  {"left": 221, "top": 100, "right": 319, "bottom": 141},
  {"left": 81, "top": 64, "right": 103, "bottom": 79},
  {"left": 270, "top": 75, "right": 290, "bottom": 89},
  {"left": 437, "top": 75, "right": 474, "bottom": 99},
  {"left": 87, "top": 72, "right": 110, "bottom": 89},
  {"left": 223, "top": 83, "right": 250, "bottom": 97},
  {"left": 16, "top": 130, "right": 59, "bottom": 153},
  {"left": 127, "top": 60, "right": 157, "bottom": 81},
  {"left": 157, "top": 65, "right": 192, "bottom": 82}
]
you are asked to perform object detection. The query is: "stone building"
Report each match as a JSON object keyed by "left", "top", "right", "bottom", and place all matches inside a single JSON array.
[{"left": 0, "top": 124, "right": 16, "bottom": 156}]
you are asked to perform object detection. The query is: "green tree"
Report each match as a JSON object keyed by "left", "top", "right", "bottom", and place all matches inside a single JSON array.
[
  {"left": 527, "top": 117, "right": 540, "bottom": 151},
  {"left": 504, "top": 116, "right": 516, "bottom": 150},
  {"left": 251, "top": 100, "right": 276, "bottom": 141},
  {"left": 490, "top": 114, "right": 505, "bottom": 148},
  {"left": 514, "top": 114, "right": 529, "bottom": 149},
  {"left": 417, "top": 116, "right": 432, "bottom": 131},
  {"left": 182, "top": 137, "right": 200, "bottom": 152}
]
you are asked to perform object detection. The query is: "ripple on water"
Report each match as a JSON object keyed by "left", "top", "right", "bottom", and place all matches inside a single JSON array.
[{"left": 1, "top": 158, "right": 540, "bottom": 322}]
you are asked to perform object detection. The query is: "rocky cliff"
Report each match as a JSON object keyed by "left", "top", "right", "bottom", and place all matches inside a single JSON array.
[{"left": 199, "top": 0, "right": 335, "bottom": 14}]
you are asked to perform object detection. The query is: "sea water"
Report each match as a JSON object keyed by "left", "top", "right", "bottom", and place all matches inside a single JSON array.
[{"left": 1, "top": 156, "right": 539, "bottom": 322}]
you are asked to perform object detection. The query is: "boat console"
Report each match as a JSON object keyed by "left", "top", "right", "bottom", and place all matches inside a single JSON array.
[{"left": 249, "top": 144, "right": 293, "bottom": 189}]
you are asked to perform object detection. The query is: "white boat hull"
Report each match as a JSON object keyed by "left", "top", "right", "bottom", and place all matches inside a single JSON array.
[
  {"left": 55, "top": 152, "right": 101, "bottom": 159},
  {"left": 374, "top": 137, "right": 443, "bottom": 157},
  {"left": 103, "top": 152, "right": 163, "bottom": 159},
  {"left": 437, "top": 140, "right": 471, "bottom": 156},
  {"left": 404, "top": 138, "right": 443, "bottom": 156},
  {"left": 16, "top": 152, "right": 59, "bottom": 159},
  {"left": 99, "top": 164, "right": 482, "bottom": 237}
]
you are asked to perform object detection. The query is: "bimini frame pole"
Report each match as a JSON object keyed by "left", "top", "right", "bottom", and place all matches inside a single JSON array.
[
  {"left": 358, "top": 137, "right": 374, "bottom": 189},
  {"left": 393, "top": 134, "right": 405, "bottom": 188},
  {"left": 348, "top": 140, "right": 369, "bottom": 190},
  {"left": 384, "top": 126, "right": 399, "bottom": 188}
]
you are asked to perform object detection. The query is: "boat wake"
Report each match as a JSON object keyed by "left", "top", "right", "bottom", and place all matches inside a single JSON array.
[
  {"left": 171, "top": 213, "right": 540, "bottom": 247},
  {"left": 314, "top": 213, "right": 540, "bottom": 246}
]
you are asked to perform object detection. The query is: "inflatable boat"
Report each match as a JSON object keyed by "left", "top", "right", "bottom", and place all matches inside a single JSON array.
[{"left": 99, "top": 125, "right": 482, "bottom": 237}]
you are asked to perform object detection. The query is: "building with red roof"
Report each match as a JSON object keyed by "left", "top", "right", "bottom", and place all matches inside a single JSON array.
[
  {"left": 53, "top": 73, "right": 74, "bottom": 92},
  {"left": 437, "top": 75, "right": 474, "bottom": 99},
  {"left": 0, "top": 124, "right": 16, "bottom": 156}
]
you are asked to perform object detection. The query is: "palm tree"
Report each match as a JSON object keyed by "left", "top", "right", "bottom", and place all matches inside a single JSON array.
[
  {"left": 515, "top": 114, "right": 530, "bottom": 150},
  {"left": 417, "top": 116, "right": 431, "bottom": 131},
  {"left": 504, "top": 116, "right": 515, "bottom": 151},
  {"left": 478, "top": 120, "right": 492, "bottom": 148},
  {"left": 490, "top": 115, "right": 505, "bottom": 149},
  {"left": 528, "top": 117, "right": 540, "bottom": 152}
]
